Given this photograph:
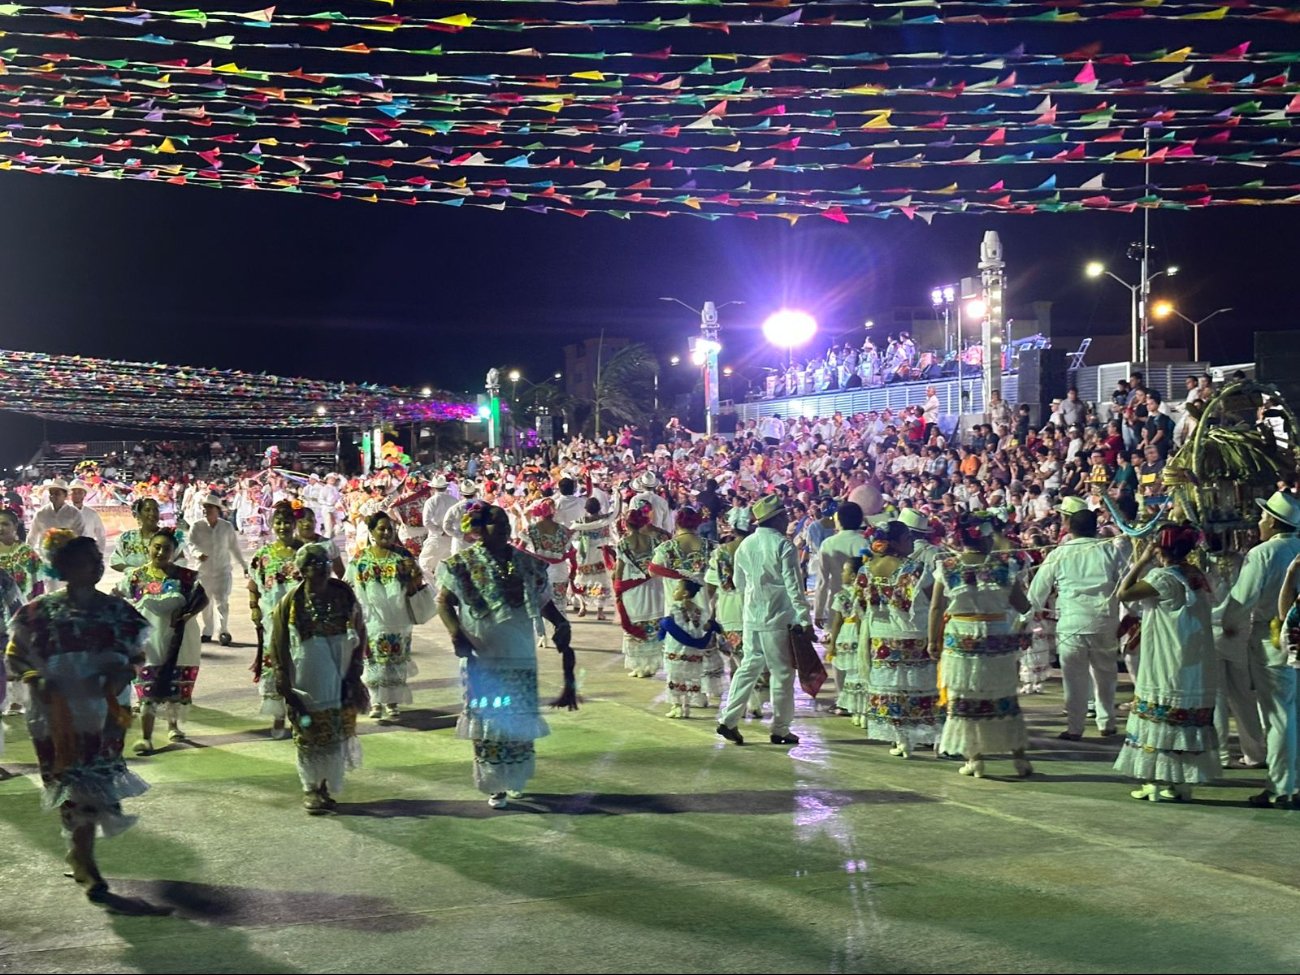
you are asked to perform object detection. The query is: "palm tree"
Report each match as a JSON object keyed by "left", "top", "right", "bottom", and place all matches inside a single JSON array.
[{"left": 584, "top": 342, "right": 659, "bottom": 439}]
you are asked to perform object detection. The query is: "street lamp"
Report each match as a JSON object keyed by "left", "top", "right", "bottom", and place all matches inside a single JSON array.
[
  {"left": 1086, "top": 260, "right": 1178, "bottom": 366},
  {"left": 1152, "top": 303, "right": 1232, "bottom": 363},
  {"left": 660, "top": 296, "right": 743, "bottom": 437},
  {"left": 931, "top": 284, "right": 957, "bottom": 354}
]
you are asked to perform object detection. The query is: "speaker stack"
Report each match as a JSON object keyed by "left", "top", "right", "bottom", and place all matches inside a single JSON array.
[
  {"left": 1255, "top": 331, "right": 1300, "bottom": 409},
  {"left": 1018, "top": 347, "right": 1071, "bottom": 429}
]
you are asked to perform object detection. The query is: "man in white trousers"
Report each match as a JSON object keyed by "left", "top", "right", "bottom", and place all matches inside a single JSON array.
[
  {"left": 186, "top": 493, "right": 248, "bottom": 646},
  {"left": 418, "top": 475, "right": 459, "bottom": 580},
  {"left": 1028, "top": 498, "right": 1123, "bottom": 741},
  {"left": 1220, "top": 490, "right": 1300, "bottom": 809},
  {"left": 717, "top": 494, "right": 811, "bottom": 746}
]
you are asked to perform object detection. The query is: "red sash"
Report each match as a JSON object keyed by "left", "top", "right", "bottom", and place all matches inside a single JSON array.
[{"left": 613, "top": 576, "right": 652, "bottom": 640}]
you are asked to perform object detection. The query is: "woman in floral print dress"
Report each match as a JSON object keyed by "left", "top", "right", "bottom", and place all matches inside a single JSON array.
[
  {"left": 515, "top": 498, "right": 575, "bottom": 646},
  {"left": 856, "top": 522, "right": 941, "bottom": 756},
  {"left": 927, "top": 513, "right": 1033, "bottom": 779},
  {"left": 347, "top": 510, "right": 425, "bottom": 723},
  {"left": 5, "top": 531, "right": 149, "bottom": 902},
  {"left": 613, "top": 503, "right": 668, "bottom": 678},
  {"left": 117, "top": 528, "right": 208, "bottom": 754},
  {"left": 436, "top": 503, "right": 574, "bottom": 810},
  {"left": 110, "top": 497, "right": 184, "bottom": 572},
  {"left": 248, "top": 500, "right": 303, "bottom": 737}
]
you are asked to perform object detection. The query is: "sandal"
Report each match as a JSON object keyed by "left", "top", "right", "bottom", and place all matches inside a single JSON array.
[
  {"left": 167, "top": 728, "right": 187, "bottom": 742},
  {"left": 131, "top": 739, "right": 154, "bottom": 756}
]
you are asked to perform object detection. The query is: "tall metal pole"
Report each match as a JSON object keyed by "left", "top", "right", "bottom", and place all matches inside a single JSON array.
[
  {"left": 1139, "top": 129, "right": 1151, "bottom": 372},
  {"left": 593, "top": 329, "right": 605, "bottom": 440},
  {"left": 700, "top": 301, "right": 720, "bottom": 438},
  {"left": 978, "top": 230, "right": 1005, "bottom": 406},
  {"left": 1129, "top": 286, "right": 1139, "bottom": 363},
  {"left": 485, "top": 368, "right": 500, "bottom": 451}
]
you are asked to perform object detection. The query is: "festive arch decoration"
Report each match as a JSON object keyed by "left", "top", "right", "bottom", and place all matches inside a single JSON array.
[
  {"left": 0, "top": 348, "right": 477, "bottom": 429},
  {"left": 0, "top": 2, "right": 1298, "bottom": 220}
]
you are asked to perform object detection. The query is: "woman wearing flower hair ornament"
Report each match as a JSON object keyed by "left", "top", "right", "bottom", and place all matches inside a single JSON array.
[
  {"left": 117, "top": 527, "right": 208, "bottom": 754},
  {"left": 346, "top": 510, "right": 426, "bottom": 724},
  {"left": 436, "top": 503, "right": 576, "bottom": 810},
  {"left": 5, "top": 530, "right": 148, "bottom": 901},
  {"left": 613, "top": 502, "right": 668, "bottom": 678},
  {"left": 248, "top": 500, "right": 304, "bottom": 739},
  {"left": 1114, "top": 524, "right": 1219, "bottom": 802},
  {"left": 855, "top": 521, "right": 942, "bottom": 756},
  {"left": 927, "top": 512, "right": 1034, "bottom": 779},
  {"left": 516, "top": 496, "right": 576, "bottom": 647},
  {"left": 271, "top": 543, "right": 368, "bottom": 815}
]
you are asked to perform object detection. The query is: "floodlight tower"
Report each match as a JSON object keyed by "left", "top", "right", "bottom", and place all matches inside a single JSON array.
[
  {"left": 978, "top": 231, "right": 1006, "bottom": 404},
  {"left": 661, "top": 297, "right": 741, "bottom": 438}
]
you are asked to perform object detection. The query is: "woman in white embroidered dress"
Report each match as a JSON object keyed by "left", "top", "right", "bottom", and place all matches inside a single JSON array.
[
  {"left": 613, "top": 502, "right": 668, "bottom": 678},
  {"left": 1113, "top": 525, "right": 1219, "bottom": 802},
  {"left": 857, "top": 521, "right": 942, "bottom": 756},
  {"left": 928, "top": 512, "right": 1033, "bottom": 779},
  {"left": 436, "top": 503, "right": 575, "bottom": 810}
]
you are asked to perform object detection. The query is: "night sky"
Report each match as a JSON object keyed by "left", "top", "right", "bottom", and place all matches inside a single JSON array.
[{"left": 0, "top": 147, "right": 1293, "bottom": 456}]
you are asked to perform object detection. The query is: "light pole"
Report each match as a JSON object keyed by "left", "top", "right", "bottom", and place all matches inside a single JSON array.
[
  {"left": 1152, "top": 303, "right": 1232, "bottom": 363},
  {"left": 660, "top": 297, "right": 742, "bottom": 438},
  {"left": 930, "top": 284, "right": 956, "bottom": 356},
  {"left": 1085, "top": 261, "right": 1178, "bottom": 366}
]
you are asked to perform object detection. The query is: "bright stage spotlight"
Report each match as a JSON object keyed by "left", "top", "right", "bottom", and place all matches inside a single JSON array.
[{"left": 761, "top": 309, "right": 818, "bottom": 352}]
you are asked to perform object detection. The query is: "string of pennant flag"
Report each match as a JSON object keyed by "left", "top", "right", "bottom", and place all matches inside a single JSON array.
[
  {"left": 0, "top": 349, "right": 478, "bottom": 430},
  {"left": 1, "top": 1, "right": 1299, "bottom": 218}
]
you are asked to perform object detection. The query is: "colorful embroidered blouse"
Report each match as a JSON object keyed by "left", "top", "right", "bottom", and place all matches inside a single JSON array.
[
  {"left": 121, "top": 564, "right": 201, "bottom": 605},
  {"left": 649, "top": 537, "right": 715, "bottom": 585},
  {"left": 250, "top": 542, "right": 301, "bottom": 617},
  {"left": 0, "top": 543, "right": 43, "bottom": 602},
  {"left": 6, "top": 591, "right": 147, "bottom": 691},
  {"left": 437, "top": 544, "right": 549, "bottom": 625},
  {"left": 520, "top": 522, "right": 574, "bottom": 563}
]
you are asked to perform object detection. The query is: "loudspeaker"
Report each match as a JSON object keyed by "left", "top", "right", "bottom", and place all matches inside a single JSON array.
[
  {"left": 1018, "top": 347, "right": 1070, "bottom": 416},
  {"left": 1256, "top": 331, "right": 1300, "bottom": 408}
]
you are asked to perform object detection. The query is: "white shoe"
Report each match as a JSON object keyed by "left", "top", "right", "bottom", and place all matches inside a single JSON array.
[
  {"left": 488, "top": 793, "right": 509, "bottom": 809},
  {"left": 888, "top": 743, "right": 910, "bottom": 759},
  {"left": 665, "top": 704, "right": 684, "bottom": 719},
  {"left": 958, "top": 759, "right": 985, "bottom": 778},
  {"left": 506, "top": 790, "right": 525, "bottom": 799}
]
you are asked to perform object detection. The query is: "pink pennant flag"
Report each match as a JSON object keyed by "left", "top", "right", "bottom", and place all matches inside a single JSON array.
[
  {"left": 1074, "top": 62, "right": 1097, "bottom": 84},
  {"left": 821, "top": 206, "right": 849, "bottom": 223}
]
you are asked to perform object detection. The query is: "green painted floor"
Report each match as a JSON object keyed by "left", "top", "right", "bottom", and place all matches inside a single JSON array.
[{"left": 1, "top": 582, "right": 1297, "bottom": 974}]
